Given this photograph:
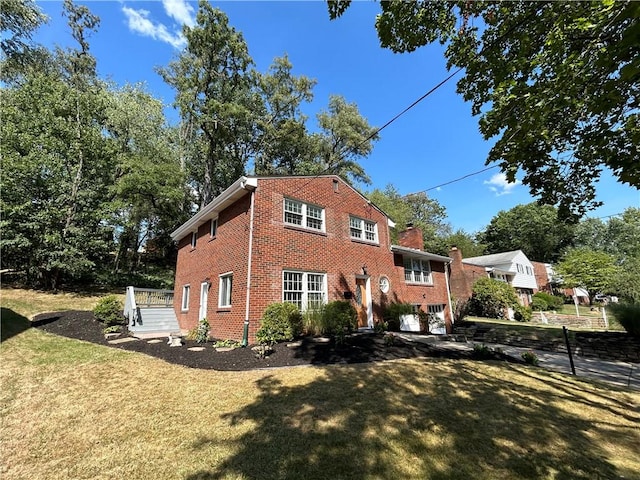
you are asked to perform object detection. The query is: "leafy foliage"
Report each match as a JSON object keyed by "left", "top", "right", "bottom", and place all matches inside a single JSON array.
[
  {"left": 610, "top": 255, "right": 640, "bottom": 304},
  {"left": 256, "top": 302, "right": 303, "bottom": 344},
  {"left": 195, "top": 318, "right": 210, "bottom": 344},
  {"left": 93, "top": 295, "right": 124, "bottom": 327},
  {"left": 469, "top": 277, "right": 520, "bottom": 320},
  {"left": 521, "top": 351, "right": 540, "bottom": 366},
  {"left": 531, "top": 292, "right": 564, "bottom": 311},
  {"left": 555, "top": 248, "right": 618, "bottom": 304},
  {"left": 0, "top": 0, "right": 48, "bottom": 77},
  {"left": 479, "top": 203, "right": 575, "bottom": 262},
  {"left": 608, "top": 303, "right": 640, "bottom": 338},
  {"left": 382, "top": 302, "right": 415, "bottom": 331},
  {"left": 330, "top": 1, "right": 640, "bottom": 218}
]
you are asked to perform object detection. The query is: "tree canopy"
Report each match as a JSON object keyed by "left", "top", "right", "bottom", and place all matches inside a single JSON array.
[
  {"left": 329, "top": 1, "right": 640, "bottom": 219},
  {"left": 555, "top": 248, "right": 618, "bottom": 304}
]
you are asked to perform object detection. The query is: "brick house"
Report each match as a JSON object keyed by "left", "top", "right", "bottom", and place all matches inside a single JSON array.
[
  {"left": 170, "top": 175, "right": 453, "bottom": 343},
  {"left": 448, "top": 247, "right": 539, "bottom": 306}
]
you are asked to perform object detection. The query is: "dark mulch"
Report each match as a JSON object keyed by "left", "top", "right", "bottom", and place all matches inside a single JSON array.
[{"left": 32, "top": 310, "right": 521, "bottom": 371}]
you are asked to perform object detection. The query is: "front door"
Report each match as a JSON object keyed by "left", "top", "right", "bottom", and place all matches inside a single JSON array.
[
  {"left": 355, "top": 277, "right": 368, "bottom": 328},
  {"left": 199, "top": 282, "right": 209, "bottom": 320}
]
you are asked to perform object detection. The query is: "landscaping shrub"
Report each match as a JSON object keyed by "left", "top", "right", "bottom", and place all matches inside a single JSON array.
[
  {"left": 256, "top": 302, "right": 303, "bottom": 344},
  {"left": 322, "top": 300, "right": 357, "bottom": 337},
  {"left": 608, "top": 303, "right": 640, "bottom": 337},
  {"left": 195, "top": 318, "right": 210, "bottom": 343},
  {"left": 382, "top": 302, "right": 414, "bottom": 331},
  {"left": 513, "top": 304, "right": 532, "bottom": 322},
  {"left": 93, "top": 295, "right": 124, "bottom": 326},
  {"left": 469, "top": 278, "right": 520, "bottom": 319},
  {"left": 532, "top": 292, "right": 564, "bottom": 310},
  {"left": 452, "top": 297, "right": 471, "bottom": 322},
  {"left": 530, "top": 297, "right": 548, "bottom": 311},
  {"left": 521, "top": 351, "right": 540, "bottom": 366},
  {"left": 303, "top": 306, "right": 325, "bottom": 336}
]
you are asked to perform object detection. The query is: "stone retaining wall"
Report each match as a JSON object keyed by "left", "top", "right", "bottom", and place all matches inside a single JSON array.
[
  {"left": 533, "top": 312, "right": 608, "bottom": 329},
  {"left": 454, "top": 320, "right": 639, "bottom": 363}
]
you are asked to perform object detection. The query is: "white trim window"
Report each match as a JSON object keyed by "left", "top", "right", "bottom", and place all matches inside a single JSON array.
[
  {"left": 404, "top": 258, "right": 432, "bottom": 284},
  {"left": 190, "top": 231, "right": 197, "bottom": 249},
  {"left": 218, "top": 273, "right": 233, "bottom": 308},
  {"left": 181, "top": 285, "right": 190, "bottom": 311},
  {"left": 349, "top": 216, "right": 378, "bottom": 243},
  {"left": 284, "top": 198, "right": 325, "bottom": 232},
  {"left": 210, "top": 218, "right": 218, "bottom": 238},
  {"left": 283, "top": 270, "right": 327, "bottom": 311}
]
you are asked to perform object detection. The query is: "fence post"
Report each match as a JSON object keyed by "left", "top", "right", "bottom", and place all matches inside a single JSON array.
[{"left": 563, "top": 326, "right": 576, "bottom": 375}]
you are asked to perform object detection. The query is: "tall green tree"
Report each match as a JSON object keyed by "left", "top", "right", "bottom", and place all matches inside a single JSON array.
[
  {"left": 555, "top": 248, "right": 618, "bottom": 305},
  {"left": 0, "top": 0, "right": 48, "bottom": 77},
  {"left": 106, "top": 84, "right": 188, "bottom": 273},
  {"left": 368, "top": 184, "right": 450, "bottom": 251},
  {"left": 253, "top": 55, "right": 316, "bottom": 176},
  {"left": 158, "top": 1, "right": 261, "bottom": 207},
  {"left": 574, "top": 207, "right": 640, "bottom": 262},
  {"left": 479, "top": 203, "right": 576, "bottom": 262},
  {"left": 442, "top": 229, "right": 486, "bottom": 258},
  {"left": 329, "top": 1, "right": 640, "bottom": 219},
  {"left": 1, "top": 0, "right": 113, "bottom": 289}
]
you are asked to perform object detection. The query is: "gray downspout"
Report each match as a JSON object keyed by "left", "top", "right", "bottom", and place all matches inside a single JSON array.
[{"left": 242, "top": 188, "right": 256, "bottom": 347}]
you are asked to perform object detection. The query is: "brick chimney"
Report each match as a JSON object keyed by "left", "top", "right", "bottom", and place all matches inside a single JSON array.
[
  {"left": 397, "top": 223, "right": 424, "bottom": 250},
  {"left": 449, "top": 246, "right": 463, "bottom": 267}
]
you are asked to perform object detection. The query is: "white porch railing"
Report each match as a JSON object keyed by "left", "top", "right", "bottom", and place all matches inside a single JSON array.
[{"left": 132, "top": 287, "right": 174, "bottom": 308}]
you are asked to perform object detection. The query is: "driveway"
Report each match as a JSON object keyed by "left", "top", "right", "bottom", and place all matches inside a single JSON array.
[{"left": 397, "top": 333, "right": 639, "bottom": 390}]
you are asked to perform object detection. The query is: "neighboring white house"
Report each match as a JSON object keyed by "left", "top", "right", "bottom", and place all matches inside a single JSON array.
[{"left": 462, "top": 250, "right": 538, "bottom": 305}]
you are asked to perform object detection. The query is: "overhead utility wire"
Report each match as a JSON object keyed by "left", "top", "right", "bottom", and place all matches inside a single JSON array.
[{"left": 288, "top": 3, "right": 545, "bottom": 197}]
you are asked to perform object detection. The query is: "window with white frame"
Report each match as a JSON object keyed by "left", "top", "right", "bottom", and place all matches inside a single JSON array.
[
  {"left": 190, "top": 231, "right": 197, "bottom": 249},
  {"left": 283, "top": 271, "right": 327, "bottom": 311},
  {"left": 404, "top": 258, "right": 432, "bottom": 284},
  {"left": 516, "top": 263, "right": 524, "bottom": 273},
  {"left": 181, "top": 285, "right": 190, "bottom": 311},
  {"left": 218, "top": 273, "right": 232, "bottom": 308},
  {"left": 349, "top": 216, "right": 378, "bottom": 243},
  {"left": 284, "top": 198, "right": 325, "bottom": 232},
  {"left": 210, "top": 218, "right": 217, "bottom": 238}
]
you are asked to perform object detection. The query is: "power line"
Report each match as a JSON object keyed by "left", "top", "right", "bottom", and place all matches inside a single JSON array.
[
  {"left": 405, "top": 165, "right": 500, "bottom": 196},
  {"left": 288, "top": 3, "right": 545, "bottom": 197}
]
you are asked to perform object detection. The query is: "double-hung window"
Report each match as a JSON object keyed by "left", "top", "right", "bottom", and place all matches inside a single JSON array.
[
  {"left": 218, "top": 273, "right": 232, "bottom": 308},
  {"left": 283, "top": 271, "right": 327, "bottom": 311},
  {"left": 210, "top": 218, "right": 218, "bottom": 238},
  {"left": 404, "top": 258, "right": 432, "bottom": 284},
  {"left": 181, "top": 285, "right": 190, "bottom": 311},
  {"left": 349, "top": 216, "right": 378, "bottom": 243},
  {"left": 284, "top": 198, "right": 324, "bottom": 232}
]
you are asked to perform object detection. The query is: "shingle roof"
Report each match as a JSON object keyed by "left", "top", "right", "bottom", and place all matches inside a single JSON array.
[{"left": 462, "top": 250, "right": 523, "bottom": 266}]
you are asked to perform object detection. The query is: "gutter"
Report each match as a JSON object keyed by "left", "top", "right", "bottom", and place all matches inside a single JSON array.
[{"left": 444, "top": 260, "right": 455, "bottom": 333}]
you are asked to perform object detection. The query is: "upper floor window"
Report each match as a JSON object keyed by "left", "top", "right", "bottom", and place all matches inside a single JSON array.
[
  {"left": 283, "top": 270, "right": 327, "bottom": 311},
  {"left": 516, "top": 263, "right": 524, "bottom": 274},
  {"left": 284, "top": 198, "right": 324, "bottom": 232},
  {"left": 404, "top": 258, "right": 432, "bottom": 284},
  {"left": 210, "top": 218, "right": 218, "bottom": 238},
  {"left": 349, "top": 216, "right": 378, "bottom": 243},
  {"left": 190, "top": 231, "right": 197, "bottom": 249},
  {"left": 181, "top": 285, "right": 190, "bottom": 311}
]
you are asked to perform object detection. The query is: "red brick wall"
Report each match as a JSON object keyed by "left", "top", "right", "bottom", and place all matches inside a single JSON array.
[
  {"left": 173, "top": 176, "right": 452, "bottom": 342},
  {"left": 531, "top": 261, "right": 550, "bottom": 293},
  {"left": 397, "top": 226, "right": 424, "bottom": 250},
  {"left": 448, "top": 247, "right": 488, "bottom": 302}
]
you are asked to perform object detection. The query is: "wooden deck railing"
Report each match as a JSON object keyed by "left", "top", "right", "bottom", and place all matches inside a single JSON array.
[{"left": 131, "top": 287, "right": 174, "bottom": 308}]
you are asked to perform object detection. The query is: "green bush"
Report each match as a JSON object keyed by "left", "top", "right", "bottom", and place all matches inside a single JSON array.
[
  {"left": 382, "top": 302, "right": 414, "bottom": 331},
  {"left": 521, "top": 351, "right": 540, "bottom": 366},
  {"left": 530, "top": 297, "right": 548, "bottom": 311},
  {"left": 532, "top": 292, "right": 564, "bottom": 310},
  {"left": 608, "top": 303, "right": 640, "bottom": 337},
  {"left": 256, "top": 302, "right": 303, "bottom": 344},
  {"left": 469, "top": 278, "right": 520, "bottom": 319},
  {"left": 195, "top": 318, "right": 210, "bottom": 344},
  {"left": 303, "top": 306, "right": 325, "bottom": 336},
  {"left": 93, "top": 295, "right": 124, "bottom": 326},
  {"left": 322, "top": 301, "right": 357, "bottom": 337},
  {"left": 513, "top": 304, "right": 532, "bottom": 322}
]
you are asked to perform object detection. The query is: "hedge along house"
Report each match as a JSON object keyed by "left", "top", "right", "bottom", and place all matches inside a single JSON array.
[{"left": 170, "top": 175, "right": 454, "bottom": 344}]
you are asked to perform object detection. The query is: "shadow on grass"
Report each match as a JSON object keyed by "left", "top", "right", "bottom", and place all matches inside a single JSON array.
[
  {"left": 185, "top": 360, "right": 632, "bottom": 480},
  {"left": 1, "top": 307, "right": 31, "bottom": 342}
]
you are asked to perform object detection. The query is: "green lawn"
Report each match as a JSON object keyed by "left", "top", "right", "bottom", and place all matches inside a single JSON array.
[{"left": 1, "top": 290, "right": 639, "bottom": 479}]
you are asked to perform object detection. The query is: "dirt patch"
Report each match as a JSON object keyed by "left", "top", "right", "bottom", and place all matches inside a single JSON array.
[{"left": 32, "top": 310, "right": 520, "bottom": 371}]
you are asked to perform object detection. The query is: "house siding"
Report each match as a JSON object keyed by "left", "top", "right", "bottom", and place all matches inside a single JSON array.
[{"left": 173, "top": 176, "right": 452, "bottom": 342}]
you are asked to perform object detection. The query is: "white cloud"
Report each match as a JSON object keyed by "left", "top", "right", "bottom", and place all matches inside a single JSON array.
[
  {"left": 484, "top": 173, "right": 520, "bottom": 196},
  {"left": 122, "top": 6, "right": 186, "bottom": 49},
  {"left": 162, "top": 0, "right": 195, "bottom": 27}
]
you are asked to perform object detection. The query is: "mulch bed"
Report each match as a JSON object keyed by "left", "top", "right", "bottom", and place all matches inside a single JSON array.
[{"left": 32, "top": 310, "right": 520, "bottom": 371}]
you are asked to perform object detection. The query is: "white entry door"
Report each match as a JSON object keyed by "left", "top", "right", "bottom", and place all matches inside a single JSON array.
[{"left": 199, "top": 282, "right": 209, "bottom": 320}]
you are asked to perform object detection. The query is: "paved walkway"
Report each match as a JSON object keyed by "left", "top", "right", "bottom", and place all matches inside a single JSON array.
[{"left": 397, "top": 333, "right": 639, "bottom": 390}]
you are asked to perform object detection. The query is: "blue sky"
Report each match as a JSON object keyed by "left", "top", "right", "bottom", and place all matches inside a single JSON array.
[{"left": 34, "top": 0, "right": 639, "bottom": 233}]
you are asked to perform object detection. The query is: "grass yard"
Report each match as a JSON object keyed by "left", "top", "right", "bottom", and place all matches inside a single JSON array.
[{"left": 2, "top": 291, "right": 639, "bottom": 479}]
